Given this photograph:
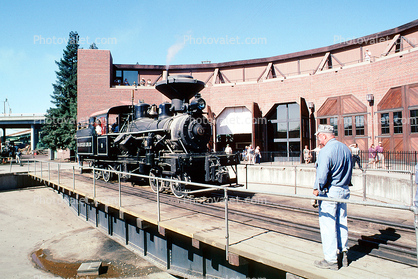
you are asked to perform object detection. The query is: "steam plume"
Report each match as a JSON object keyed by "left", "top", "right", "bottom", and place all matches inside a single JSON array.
[{"left": 166, "top": 41, "right": 185, "bottom": 70}]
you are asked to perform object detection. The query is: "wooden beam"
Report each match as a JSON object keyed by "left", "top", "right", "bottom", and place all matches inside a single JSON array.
[
  {"left": 314, "top": 52, "right": 330, "bottom": 74},
  {"left": 192, "top": 238, "right": 200, "bottom": 249},
  {"left": 135, "top": 218, "right": 150, "bottom": 229},
  {"left": 204, "top": 71, "right": 214, "bottom": 84},
  {"left": 402, "top": 36, "right": 416, "bottom": 48},
  {"left": 220, "top": 71, "right": 231, "bottom": 83},
  {"left": 331, "top": 54, "right": 344, "bottom": 67},
  {"left": 274, "top": 65, "right": 286, "bottom": 78},
  {"left": 383, "top": 34, "right": 400, "bottom": 56},
  {"left": 262, "top": 62, "right": 273, "bottom": 81},
  {"left": 212, "top": 68, "right": 219, "bottom": 85}
]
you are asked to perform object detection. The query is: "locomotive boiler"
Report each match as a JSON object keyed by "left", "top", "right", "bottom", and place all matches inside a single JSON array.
[{"left": 76, "top": 75, "right": 239, "bottom": 197}]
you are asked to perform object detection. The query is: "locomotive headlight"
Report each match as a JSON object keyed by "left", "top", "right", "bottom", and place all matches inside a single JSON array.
[
  {"left": 189, "top": 97, "right": 206, "bottom": 111},
  {"left": 197, "top": 98, "right": 206, "bottom": 110}
]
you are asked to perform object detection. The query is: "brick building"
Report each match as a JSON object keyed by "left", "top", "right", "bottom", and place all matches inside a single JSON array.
[{"left": 78, "top": 20, "right": 418, "bottom": 157}]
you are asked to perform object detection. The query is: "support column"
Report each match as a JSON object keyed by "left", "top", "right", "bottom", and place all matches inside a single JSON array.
[
  {"left": 1, "top": 127, "right": 5, "bottom": 146},
  {"left": 31, "top": 125, "right": 39, "bottom": 151}
]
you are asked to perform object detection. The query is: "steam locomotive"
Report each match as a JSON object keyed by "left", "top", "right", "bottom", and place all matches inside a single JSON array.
[{"left": 76, "top": 75, "right": 239, "bottom": 197}]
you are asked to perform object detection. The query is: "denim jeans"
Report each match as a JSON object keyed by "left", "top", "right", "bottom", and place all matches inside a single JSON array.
[{"left": 318, "top": 186, "right": 350, "bottom": 263}]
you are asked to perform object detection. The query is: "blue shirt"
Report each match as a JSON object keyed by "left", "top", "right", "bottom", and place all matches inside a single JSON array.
[{"left": 314, "top": 138, "right": 353, "bottom": 191}]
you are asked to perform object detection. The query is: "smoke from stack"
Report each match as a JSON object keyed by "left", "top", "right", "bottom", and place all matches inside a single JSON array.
[{"left": 165, "top": 41, "right": 185, "bottom": 71}]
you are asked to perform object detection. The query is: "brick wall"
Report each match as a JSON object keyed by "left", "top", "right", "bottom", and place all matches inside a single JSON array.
[{"left": 77, "top": 41, "right": 418, "bottom": 149}]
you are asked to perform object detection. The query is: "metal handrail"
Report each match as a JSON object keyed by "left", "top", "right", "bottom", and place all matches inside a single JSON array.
[{"left": 23, "top": 159, "right": 418, "bottom": 267}]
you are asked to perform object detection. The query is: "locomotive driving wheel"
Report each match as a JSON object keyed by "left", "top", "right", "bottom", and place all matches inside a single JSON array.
[
  {"left": 93, "top": 165, "right": 102, "bottom": 180},
  {"left": 170, "top": 174, "right": 189, "bottom": 198},
  {"left": 102, "top": 165, "right": 114, "bottom": 182},
  {"left": 149, "top": 169, "right": 164, "bottom": 193}
]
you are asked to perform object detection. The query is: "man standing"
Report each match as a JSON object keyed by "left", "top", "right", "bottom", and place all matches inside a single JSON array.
[
  {"left": 349, "top": 143, "right": 363, "bottom": 170},
  {"left": 313, "top": 125, "right": 353, "bottom": 270}
]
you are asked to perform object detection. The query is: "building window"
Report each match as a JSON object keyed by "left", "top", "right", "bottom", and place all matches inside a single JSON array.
[
  {"left": 329, "top": 117, "right": 338, "bottom": 136},
  {"left": 123, "top": 70, "right": 138, "bottom": 86},
  {"left": 344, "top": 117, "right": 352, "bottom": 136},
  {"left": 288, "top": 121, "right": 300, "bottom": 138},
  {"left": 319, "top": 119, "right": 327, "bottom": 125},
  {"left": 268, "top": 103, "right": 301, "bottom": 158},
  {"left": 355, "top": 115, "right": 365, "bottom": 136},
  {"left": 393, "top": 111, "right": 403, "bottom": 134},
  {"left": 411, "top": 110, "right": 418, "bottom": 133},
  {"left": 381, "top": 113, "right": 389, "bottom": 134}
]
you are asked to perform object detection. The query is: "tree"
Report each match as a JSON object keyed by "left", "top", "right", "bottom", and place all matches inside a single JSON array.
[
  {"left": 42, "top": 31, "right": 79, "bottom": 153},
  {"left": 89, "top": 42, "right": 98, "bottom": 49}
]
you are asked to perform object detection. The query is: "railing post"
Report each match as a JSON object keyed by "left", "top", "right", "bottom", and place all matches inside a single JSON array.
[
  {"left": 411, "top": 171, "right": 415, "bottom": 206},
  {"left": 58, "top": 163, "right": 60, "bottom": 185},
  {"left": 157, "top": 177, "right": 161, "bottom": 231},
  {"left": 414, "top": 208, "right": 418, "bottom": 267},
  {"left": 363, "top": 169, "right": 367, "bottom": 201},
  {"left": 294, "top": 166, "right": 297, "bottom": 194},
  {"left": 48, "top": 162, "right": 50, "bottom": 181},
  {"left": 93, "top": 165, "right": 96, "bottom": 199},
  {"left": 118, "top": 172, "right": 122, "bottom": 208},
  {"left": 245, "top": 164, "right": 248, "bottom": 189},
  {"left": 40, "top": 161, "right": 43, "bottom": 178},
  {"left": 34, "top": 160, "right": 36, "bottom": 175},
  {"left": 224, "top": 187, "right": 229, "bottom": 261},
  {"left": 73, "top": 166, "right": 75, "bottom": 190}
]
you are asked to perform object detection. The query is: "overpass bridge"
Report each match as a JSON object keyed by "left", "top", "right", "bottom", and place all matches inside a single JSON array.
[{"left": 0, "top": 114, "right": 45, "bottom": 151}]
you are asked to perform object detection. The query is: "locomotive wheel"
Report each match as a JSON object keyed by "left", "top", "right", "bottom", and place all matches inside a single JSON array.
[
  {"left": 149, "top": 170, "right": 164, "bottom": 193},
  {"left": 93, "top": 168, "right": 102, "bottom": 180},
  {"left": 102, "top": 165, "right": 113, "bottom": 182},
  {"left": 170, "top": 175, "right": 187, "bottom": 198}
]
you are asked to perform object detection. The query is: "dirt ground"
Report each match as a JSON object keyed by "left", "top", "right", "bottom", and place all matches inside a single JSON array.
[{"left": 0, "top": 186, "right": 175, "bottom": 278}]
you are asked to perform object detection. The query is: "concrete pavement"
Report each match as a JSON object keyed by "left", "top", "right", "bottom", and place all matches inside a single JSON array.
[{"left": 0, "top": 185, "right": 176, "bottom": 278}]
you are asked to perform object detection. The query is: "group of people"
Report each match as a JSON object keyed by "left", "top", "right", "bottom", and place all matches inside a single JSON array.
[
  {"left": 0, "top": 142, "right": 22, "bottom": 165},
  {"left": 113, "top": 78, "right": 153, "bottom": 86},
  {"left": 303, "top": 141, "right": 385, "bottom": 171},
  {"left": 239, "top": 145, "right": 261, "bottom": 164},
  {"left": 367, "top": 142, "right": 385, "bottom": 169}
]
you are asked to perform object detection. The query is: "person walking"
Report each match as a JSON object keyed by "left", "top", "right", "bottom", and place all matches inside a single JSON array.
[
  {"left": 348, "top": 143, "right": 363, "bottom": 170},
  {"left": 376, "top": 142, "right": 385, "bottom": 168},
  {"left": 303, "top": 145, "right": 312, "bottom": 164},
  {"left": 313, "top": 125, "right": 352, "bottom": 270},
  {"left": 254, "top": 146, "right": 262, "bottom": 164},
  {"left": 367, "top": 144, "right": 377, "bottom": 168}
]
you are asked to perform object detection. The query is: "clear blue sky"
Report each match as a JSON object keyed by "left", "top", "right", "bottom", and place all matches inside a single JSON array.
[{"left": 0, "top": 0, "right": 417, "bottom": 115}]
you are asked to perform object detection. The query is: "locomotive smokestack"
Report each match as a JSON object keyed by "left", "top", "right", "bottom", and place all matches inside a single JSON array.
[{"left": 155, "top": 75, "right": 205, "bottom": 112}]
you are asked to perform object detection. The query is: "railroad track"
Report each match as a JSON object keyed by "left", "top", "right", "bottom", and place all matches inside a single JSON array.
[{"left": 44, "top": 170, "right": 418, "bottom": 267}]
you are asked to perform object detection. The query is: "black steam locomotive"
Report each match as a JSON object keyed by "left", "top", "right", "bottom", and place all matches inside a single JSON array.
[{"left": 76, "top": 75, "right": 239, "bottom": 197}]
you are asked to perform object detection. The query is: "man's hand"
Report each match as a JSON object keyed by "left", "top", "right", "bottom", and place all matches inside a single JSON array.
[{"left": 313, "top": 189, "right": 319, "bottom": 196}]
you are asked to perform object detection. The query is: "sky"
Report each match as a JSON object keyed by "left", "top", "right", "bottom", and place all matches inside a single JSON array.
[{"left": 0, "top": 0, "right": 417, "bottom": 116}]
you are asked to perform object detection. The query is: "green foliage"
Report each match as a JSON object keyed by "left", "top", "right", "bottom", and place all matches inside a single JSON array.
[
  {"left": 89, "top": 42, "right": 98, "bottom": 49},
  {"left": 42, "top": 31, "right": 79, "bottom": 151}
]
